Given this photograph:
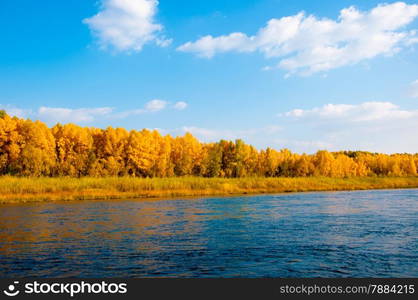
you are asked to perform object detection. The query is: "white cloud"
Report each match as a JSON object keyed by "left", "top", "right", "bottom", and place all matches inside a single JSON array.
[
  {"left": 274, "top": 139, "right": 334, "bottom": 153},
  {"left": 178, "top": 2, "right": 418, "bottom": 75},
  {"left": 84, "top": 0, "right": 171, "bottom": 52},
  {"left": 38, "top": 107, "right": 113, "bottom": 124},
  {"left": 0, "top": 104, "right": 30, "bottom": 119},
  {"left": 168, "top": 125, "right": 282, "bottom": 143},
  {"left": 116, "top": 99, "right": 169, "bottom": 117},
  {"left": 1, "top": 99, "right": 185, "bottom": 124},
  {"left": 173, "top": 101, "right": 188, "bottom": 110},
  {"left": 155, "top": 125, "right": 283, "bottom": 150},
  {"left": 408, "top": 79, "right": 418, "bottom": 98},
  {"left": 284, "top": 101, "right": 417, "bottom": 122},
  {"left": 178, "top": 32, "right": 255, "bottom": 58},
  {"left": 181, "top": 126, "right": 221, "bottom": 140},
  {"left": 281, "top": 101, "right": 418, "bottom": 153},
  {"left": 143, "top": 99, "right": 167, "bottom": 112}
]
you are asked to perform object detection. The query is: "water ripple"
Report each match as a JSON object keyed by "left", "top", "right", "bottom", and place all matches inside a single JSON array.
[{"left": 0, "top": 189, "right": 417, "bottom": 277}]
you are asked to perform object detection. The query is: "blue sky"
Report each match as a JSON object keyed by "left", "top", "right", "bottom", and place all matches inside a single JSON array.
[{"left": 1, "top": 0, "right": 418, "bottom": 153}]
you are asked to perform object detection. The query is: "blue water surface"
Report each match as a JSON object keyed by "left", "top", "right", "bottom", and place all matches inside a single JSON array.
[{"left": 0, "top": 189, "right": 417, "bottom": 277}]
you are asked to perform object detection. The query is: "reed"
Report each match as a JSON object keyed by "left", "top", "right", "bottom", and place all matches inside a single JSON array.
[{"left": 1, "top": 176, "right": 418, "bottom": 204}]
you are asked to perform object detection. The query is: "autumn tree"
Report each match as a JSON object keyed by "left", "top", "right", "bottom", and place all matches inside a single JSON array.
[
  {"left": 89, "top": 127, "right": 129, "bottom": 176},
  {"left": 202, "top": 143, "right": 223, "bottom": 177},
  {"left": 171, "top": 133, "right": 203, "bottom": 176},
  {"left": 52, "top": 124, "right": 93, "bottom": 177},
  {"left": 0, "top": 114, "right": 417, "bottom": 179},
  {"left": 293, "top": 154, "right": 315, "bottom": 177},
  {"left": 14, "top": 120, "right": 56, "bottom": 176},
  {"left": 0, "top": 114, "right": 22, "bottom": 174},
  {"left": 125, "top": 129, "right": 159, "bottom": 177}
]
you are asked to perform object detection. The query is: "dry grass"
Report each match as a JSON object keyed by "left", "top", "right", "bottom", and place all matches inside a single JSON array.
[{"left": 1, "top": 176, "right": 418, "bottom": 204}]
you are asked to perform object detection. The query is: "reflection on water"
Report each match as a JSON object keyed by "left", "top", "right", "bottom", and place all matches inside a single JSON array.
[{"left": 0, "top": 189, "right": 417, "bottom": 277}]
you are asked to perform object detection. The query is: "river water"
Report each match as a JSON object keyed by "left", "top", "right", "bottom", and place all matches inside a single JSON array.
[{"left": 0, "top": 189, "right": 417, "bottom": 277}]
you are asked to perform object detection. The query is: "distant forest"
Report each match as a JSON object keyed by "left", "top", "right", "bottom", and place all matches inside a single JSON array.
[{"left": 0, "top": 110, "right": 417, "bottom": 178}]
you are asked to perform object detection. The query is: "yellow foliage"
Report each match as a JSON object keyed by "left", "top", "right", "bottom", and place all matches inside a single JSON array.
[{"left": 0, "top": 113, "right": 417, "bottom": 178}]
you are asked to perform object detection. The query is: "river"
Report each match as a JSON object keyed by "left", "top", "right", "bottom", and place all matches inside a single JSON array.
[{"left": 0, "top": 189, "right": 417, "bottom": 277}]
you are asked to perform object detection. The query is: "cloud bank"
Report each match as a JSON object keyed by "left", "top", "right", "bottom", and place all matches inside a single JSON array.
[
  {"left": 0, "top": 99, "right": 187, "bottom": 124},
  {"left": 408, "top": 80, "right": 418, "bottom": 98},
  {"left": 178, "top": 2, "right": 418, "bottom": 75},
  {"left": 38, "top": 107, "right": 113, "bottom": 124},
  {"left": 159, "top": 125, "right": 282, "bottom": 144},
  {"left": 84, "top": 0, "right": 171, "bottom": 52},
  {"left": 284, "top": 101, "right": 417, "bottom": 122},
  {"left": 282, "top": 101, "right": 418, "bottom": 153}
]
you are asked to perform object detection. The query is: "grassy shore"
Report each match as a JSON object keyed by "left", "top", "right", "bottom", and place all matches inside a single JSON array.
[{"left": 1, "top": 176, "right": 418, "bottom": 204}]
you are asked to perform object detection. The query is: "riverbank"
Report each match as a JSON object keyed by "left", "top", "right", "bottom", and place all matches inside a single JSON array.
[{"left": 1, "top": 176, "right": 418, "bottom": 204}]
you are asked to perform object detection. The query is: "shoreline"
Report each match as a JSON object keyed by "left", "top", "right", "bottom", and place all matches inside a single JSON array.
[{"left": 1, "top": 176, "right": 418, "bottom": 204}]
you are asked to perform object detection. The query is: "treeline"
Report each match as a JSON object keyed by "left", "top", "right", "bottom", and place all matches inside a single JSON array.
[{"left": 0, "top": 111, "right": 417, "bottom": 178}]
